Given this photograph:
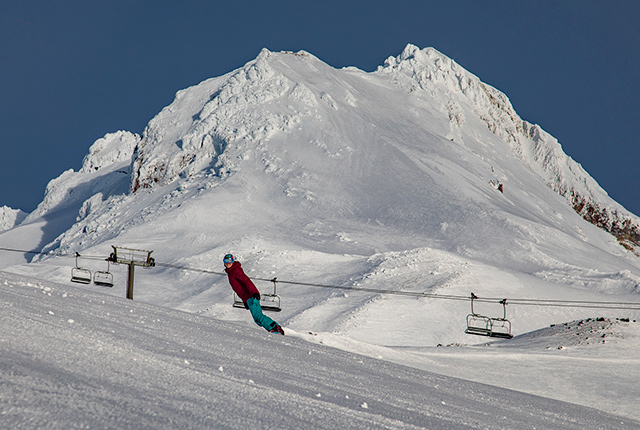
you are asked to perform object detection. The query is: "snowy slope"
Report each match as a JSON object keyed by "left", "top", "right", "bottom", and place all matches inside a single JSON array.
[
  {"left": 1, "top": 45, "right": 640, "bottom": 424},
  {"left": 0, "top": 132, "right": 138, "bottom": 267},
  {"left": 2, "top": 272, "right": 637, "bottom": 429}
]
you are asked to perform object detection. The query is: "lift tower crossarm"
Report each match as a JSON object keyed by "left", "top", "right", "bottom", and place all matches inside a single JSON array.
[{"left": 108, "top": 246, "right": 155, "bottom": 300}]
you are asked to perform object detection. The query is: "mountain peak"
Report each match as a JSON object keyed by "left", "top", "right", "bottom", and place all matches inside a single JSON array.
[
  {"left": 102, "top": 45, "right": 640, "bottom": 255},
  {"left": 9, "top": 45, "right": 640, "bottom": 268},
  {"left": 129, "top": 48, "right": 327, "bottom": 193},
  {"left": 393, "top": 43, "right": 442, "bottom": 63}
]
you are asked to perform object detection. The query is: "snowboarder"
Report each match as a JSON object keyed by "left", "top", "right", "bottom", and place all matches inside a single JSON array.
[{"left": 223, "top": 254, "right": 285, "bottom": 335}]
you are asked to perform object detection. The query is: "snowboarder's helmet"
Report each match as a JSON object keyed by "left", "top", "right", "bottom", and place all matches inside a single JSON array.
[{"left": 223, "top": 254, "right": 235, "bottom": 264}]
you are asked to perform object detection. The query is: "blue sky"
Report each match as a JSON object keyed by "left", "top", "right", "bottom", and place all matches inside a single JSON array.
[{"left": 2, "top": 1, "right": 639, "bottom": 216}]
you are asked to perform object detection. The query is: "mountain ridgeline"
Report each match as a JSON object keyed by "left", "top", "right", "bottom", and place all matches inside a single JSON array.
[
  {"left": 125, "top": 45, "right": 639, "bottom": 253},
  {"left": 11, "top": 44, "right": 640, "bottom": 267}
]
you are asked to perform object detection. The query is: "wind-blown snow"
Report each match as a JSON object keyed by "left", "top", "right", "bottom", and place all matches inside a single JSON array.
[{"left": 1, "top": 45, "right": 640, "bottom": 426}]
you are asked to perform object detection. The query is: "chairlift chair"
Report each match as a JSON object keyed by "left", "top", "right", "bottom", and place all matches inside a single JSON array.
[
  {"left": 93, "top": 259, "right": 114, "bottom": 287},
  {"left": 232, "top": 293, "right": 245, "bottom": 309},
  {"left": 232, "top": 277, "right": 282, "bottom": 312},
  {"left": 465, "top": 293, "right": 513, "bottom": 339},
  {"left": 70, "top": 253, "right": 92, "bottom": 284}
]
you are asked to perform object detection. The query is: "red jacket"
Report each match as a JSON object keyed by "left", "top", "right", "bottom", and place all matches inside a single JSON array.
[{"left": 225, "top": 261, "right": 260, "bottom": 303}]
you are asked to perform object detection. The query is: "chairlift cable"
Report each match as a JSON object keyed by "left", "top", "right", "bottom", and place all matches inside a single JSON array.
[
  {"left": 2, "top": 246, "right": 640, "bottom": 311},
  {"left": 154, "top": 262, "right": 640, "bottom": 311},
  {"left": 153, "top": 261, "right": 471, "bottom": 301},
  {"left": 0, "top": 246, "right": 67, "bottom": 257},
  {"left": 0, "top": 246, "right": 107, "bottom": 261}
]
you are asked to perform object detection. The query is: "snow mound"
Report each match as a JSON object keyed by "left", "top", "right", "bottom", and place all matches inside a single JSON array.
[{"left": 494, "top": 317, "right": 640, "bottom": 350}]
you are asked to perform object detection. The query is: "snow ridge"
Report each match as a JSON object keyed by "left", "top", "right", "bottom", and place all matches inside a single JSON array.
[
  {"left": 81, "top": 131, "right": 139, "bottom": 173},
  {"left": 380, "top": 44, "right": 640, "bottom": 249},
  {"left": 130, "top": 48, "right": 311, "bottom": 192},
  {"left": 24, "top": 132, "right": 137, "bottom": 223},
  {"left": 7, "top": 44, "right": 639, "bottom": 270},
  {"left": 0, "top": 205, "right": 26, "bottom": 232}
]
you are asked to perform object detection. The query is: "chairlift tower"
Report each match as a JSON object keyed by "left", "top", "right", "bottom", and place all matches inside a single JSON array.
[{"left": 108, "top": 246, "right": 155, "bottom": 300}]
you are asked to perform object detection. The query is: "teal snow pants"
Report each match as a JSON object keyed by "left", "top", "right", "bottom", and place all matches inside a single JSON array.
[{"left": 246, "top": 297, "right": 277, "bottom": 331}]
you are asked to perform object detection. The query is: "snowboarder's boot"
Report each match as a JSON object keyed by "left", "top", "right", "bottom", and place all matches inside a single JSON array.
[{"left": 269, "top": 324, "right": 285, "bottom": 335}]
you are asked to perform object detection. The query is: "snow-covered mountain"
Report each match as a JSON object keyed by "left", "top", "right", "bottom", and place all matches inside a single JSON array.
[
  {"left": 3, "top": 42, "right": 640, "bottom": 322},
  {"left": 125, "top": 44, "right": 639, "bottom": 253},
  {"left": 0, "top": 205, "right": 26, "bottom": 232},
  {"left": 2, "top": 41, "right": 640, "bottom": 314},
  {"left": 2, "top": 45, "right": 640, "bottom": 423}
]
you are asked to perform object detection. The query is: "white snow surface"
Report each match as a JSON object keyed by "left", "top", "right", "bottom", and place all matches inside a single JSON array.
[
  {"left": 1, "top": 272, "right": 638, "bottom": 429},
  {"left": 0, "top": 205, "right": 26, "bottom": 232},
  {"left": 2, "top": 45, "right": 640, "bottom": 427}
]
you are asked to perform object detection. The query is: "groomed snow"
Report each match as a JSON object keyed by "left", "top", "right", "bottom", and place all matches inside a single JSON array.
[{"left": 1, "top": 272, "right": 637, "bottom": 429}]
